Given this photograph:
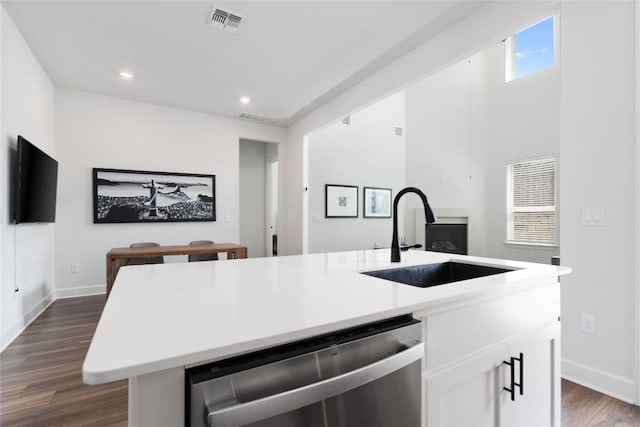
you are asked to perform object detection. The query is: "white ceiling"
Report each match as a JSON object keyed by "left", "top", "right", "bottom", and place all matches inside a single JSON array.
[{"left": 2, "top": 1, "right": 484, "bottom": 127}]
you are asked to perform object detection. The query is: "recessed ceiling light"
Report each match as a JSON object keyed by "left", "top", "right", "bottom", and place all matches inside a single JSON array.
[
  {"left": 240, "top": 96, "right": 251, "bottom": 104},
  {"left": 119, "top": 71, "right": 134, "bottom": 80}
]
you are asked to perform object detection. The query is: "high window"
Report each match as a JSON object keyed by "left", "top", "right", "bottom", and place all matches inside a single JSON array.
[
  {"left": 506, "top": 157, "right": 556, "bottom": 245},
  {"left": 505, "top": 16, "right": 555, "bottom": 81}
]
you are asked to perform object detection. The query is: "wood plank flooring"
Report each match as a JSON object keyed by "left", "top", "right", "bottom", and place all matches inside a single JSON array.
[
  {"left": 0, "top": 296, "right": 127, "bottom": 426},
  {"left": 562, "top": 379, "right": 640, "bottom": 427},
  {"left": 1, "top": 295, "right": 639, "bottom": 426}
]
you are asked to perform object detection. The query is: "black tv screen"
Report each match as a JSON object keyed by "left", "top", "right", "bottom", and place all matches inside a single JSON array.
[{"left": 15, "top": 136, "right": 58, "bottom": 224}]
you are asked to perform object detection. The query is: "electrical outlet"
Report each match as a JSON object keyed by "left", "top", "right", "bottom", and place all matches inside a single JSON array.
[
  {"left": 71, "top": 264, "right": 80, "bottom": 274},
  {"left": 581, "top": 312, "right": 595, "bottom": 334}
]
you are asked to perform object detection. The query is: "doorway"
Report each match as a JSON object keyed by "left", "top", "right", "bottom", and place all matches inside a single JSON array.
[{"left": 239, "top": 139, "right": 278, "bottom": 258}]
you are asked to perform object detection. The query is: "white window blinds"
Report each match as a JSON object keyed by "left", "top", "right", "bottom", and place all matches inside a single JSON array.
[{"left": 507, "top": 157, "right": 556, "bottom": 244}]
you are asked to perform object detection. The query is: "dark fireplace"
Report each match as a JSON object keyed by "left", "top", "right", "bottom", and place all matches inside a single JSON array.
[{"left": 425, "top": 224, "right": 468, "bottom": 255}]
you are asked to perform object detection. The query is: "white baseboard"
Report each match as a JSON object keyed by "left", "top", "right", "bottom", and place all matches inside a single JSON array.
[
  {"left": 0, "top": 292, "right": 56, "bottom": 353},
  {"left": 562, "top": 357, "right": 637, "bottom": 404},
  {"left": 1, "top": 286, "right": 107, "bottom": 352},
  {"left": 55, "top": 284, "right": 106, "bottom": 299}
]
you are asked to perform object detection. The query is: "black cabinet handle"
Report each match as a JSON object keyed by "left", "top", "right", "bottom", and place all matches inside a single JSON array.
[
  {"left": 518, "top": 352, "right": 524, "bottom": 396},
  {"left": 503, "top": 352, "right": 524, "bottom": 401},
  {"left": 503, "top": 357, "right": 515, "bottom": 401}
]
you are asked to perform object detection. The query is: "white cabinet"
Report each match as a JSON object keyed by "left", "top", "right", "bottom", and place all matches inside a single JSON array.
[
  {"left": 500, "top": 324, "right": 560, "bottom": 427},
  {"left": 418, "top": 282, "right": 561, "bottom": 427},
  {"left": 424, "top": 345, "right": 505, "bottom": 426}
]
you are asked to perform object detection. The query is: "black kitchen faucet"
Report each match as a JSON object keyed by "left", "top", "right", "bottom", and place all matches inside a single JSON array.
[{"left": 391, "top": 187, "right": 436, "bottom": 262}]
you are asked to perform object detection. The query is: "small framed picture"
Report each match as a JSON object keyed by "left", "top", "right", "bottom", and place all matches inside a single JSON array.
[
  {"left": 325, "top": 184, "right": 358, "bottom": 218},
  {"left": 363, "top": 187, "right": 392, "bottom": 218}
]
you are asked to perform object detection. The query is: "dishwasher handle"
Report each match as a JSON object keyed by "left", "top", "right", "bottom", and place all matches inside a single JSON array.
[{"left": 207, "top": 341, "right": 424, "bottom": 427}]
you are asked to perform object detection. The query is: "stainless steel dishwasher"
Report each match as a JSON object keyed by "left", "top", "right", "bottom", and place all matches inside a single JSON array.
[{"left": 186, "top": 315, "right": 423, "bottom": 427}]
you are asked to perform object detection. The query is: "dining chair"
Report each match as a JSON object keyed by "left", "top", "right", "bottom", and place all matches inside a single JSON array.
[
  {"left": 126, "top": 242, "right": 165, "bottom": 265},
  {"left": 188, "top": 240, "right": 219, "bottom": 262}
]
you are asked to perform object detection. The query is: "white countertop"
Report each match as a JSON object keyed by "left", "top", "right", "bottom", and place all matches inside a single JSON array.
[{"left": 82, "top": 250, "right": 570, "bottom": 384}]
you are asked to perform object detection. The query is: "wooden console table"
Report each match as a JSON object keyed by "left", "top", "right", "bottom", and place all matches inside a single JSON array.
[{"left": 106, "top": 243, "right": 247, "bottom": 296}]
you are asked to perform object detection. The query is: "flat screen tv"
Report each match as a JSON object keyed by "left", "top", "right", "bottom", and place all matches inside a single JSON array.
[{"left": 15, "top": 135, "right": 58, "bottom": 224}]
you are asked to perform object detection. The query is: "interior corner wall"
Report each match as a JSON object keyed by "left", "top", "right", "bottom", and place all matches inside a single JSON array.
[
  {"left": 54, "top": 89, "right": 285, "bottom": 297},
  {"left": 1, "top": 6, "right": 56, "bottom": 350},
  {"left": 560, "top": 1, "right": 637, "bottom": 403},
  {"left": 307, "top": 92, "right": 406, "bottom": 253}
]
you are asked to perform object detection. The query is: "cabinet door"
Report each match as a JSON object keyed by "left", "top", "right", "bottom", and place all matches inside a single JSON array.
[
  {"left": 423, "top": 346, "right": 507, "bottom": 427},
  {"left": 423, "top": 323, "right": 560, "bottom": 427},
  {"left": 500, "top": 323, "right": 561, "bottom": 427}
]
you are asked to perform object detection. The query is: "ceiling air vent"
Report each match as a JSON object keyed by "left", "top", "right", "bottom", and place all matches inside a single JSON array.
[
  {"left": 208, "top": 6, "right": 244, "bottom": 33},
  {"left": 237, "top": 112, "right": 280, "bottom": 126}
]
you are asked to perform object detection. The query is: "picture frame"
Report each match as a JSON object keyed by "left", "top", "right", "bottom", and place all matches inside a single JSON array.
[
  {"left": 363, "top": 187, "right": 392, "bottom": 218},
  {"left": 325, "top": 184, "right": 358, "bottom": 218},
  {"left": 93, "top": 168, "right": 215, "bottom": 223}
]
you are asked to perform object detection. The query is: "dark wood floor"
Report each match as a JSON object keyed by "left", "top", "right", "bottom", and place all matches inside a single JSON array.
[
  {"left": 0, "top": 296, "right": 127, "bottom": 426},
  {"left": 1, "top": 296, "right": 639, "bottom": 426},
  {"left": 562, "top": 379, "right": 640, "bottom": 426}
]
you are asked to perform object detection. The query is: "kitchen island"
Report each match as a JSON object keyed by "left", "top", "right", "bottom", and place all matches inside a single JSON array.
[{"left": 83, "top": 249, "right": 570, "bottom": 426}]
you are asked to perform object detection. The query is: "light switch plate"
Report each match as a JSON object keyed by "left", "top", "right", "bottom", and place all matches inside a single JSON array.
[{"left": 581, "top": 208, "right": 605, "bottom": 226}]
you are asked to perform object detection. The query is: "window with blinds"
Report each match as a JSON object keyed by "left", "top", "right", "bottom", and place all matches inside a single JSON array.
[{"left": 507, "top": 157, "right": 556, "bottom": 244}]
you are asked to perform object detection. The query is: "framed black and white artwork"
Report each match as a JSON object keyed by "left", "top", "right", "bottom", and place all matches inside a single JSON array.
[
  {"left": 325, "top": 184, "right": 358, "bottom": 218},
  {"left": 93, "top": 168, "right": 215, "bottom": 223},
  {"left": 363, "top": 187, "right": 392, "bottom": 218}
]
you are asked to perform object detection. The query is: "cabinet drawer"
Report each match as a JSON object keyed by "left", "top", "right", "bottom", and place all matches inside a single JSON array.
[{"left": 419, "top": 282, "right": 559, "bottom": 371}]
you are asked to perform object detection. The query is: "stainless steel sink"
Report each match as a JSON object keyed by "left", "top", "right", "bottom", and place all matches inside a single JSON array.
[{"left": 361, "top": 261, "right": 514, "bottom": 288}]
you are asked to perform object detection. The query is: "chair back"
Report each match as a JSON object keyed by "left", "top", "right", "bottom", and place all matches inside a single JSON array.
[
  {"left": 126, "top": 242, "right": 165, "bottom": 265},
  {"left": 188, "top": 240, "right": 219, "bottom": 262}
]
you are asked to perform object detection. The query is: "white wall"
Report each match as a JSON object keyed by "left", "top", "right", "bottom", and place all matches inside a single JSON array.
[
  {"left": 239, "top": 139, "right": 267, "bottom": 258},
  {"left": 405, "top": 54, "right": 489, "bottom": 256},
  {"left": 1, "top": 4, "right": 3, "bottom": 349},
  {"left": 284, "top": 1, "right": 560, "bottom": 256},
  {"left": 405, "top": 39, "right": 559, "bottom": 265},
  {"left": 637, "top": 0, "right": 640, "bottom": 404},
  {"left": 483, "top": 40, "right": 560, "bottom": 264},
  {"left": 265, "top": 143, "right": 278, "bottom": 257},
  {"left": 1, "top": 6, "right": 56, "bottom": 349},
  {"left": 307, "top": 92, "right": 405, "bottom": 253},
  {"left": 559, "top": 1, "right": 638, "bottom": 403},
  {"left": 54, "top": 89, "right": 285, "bottom": 296}
]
